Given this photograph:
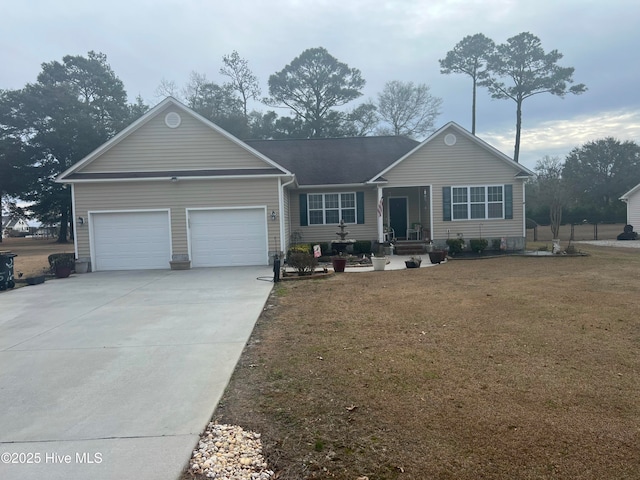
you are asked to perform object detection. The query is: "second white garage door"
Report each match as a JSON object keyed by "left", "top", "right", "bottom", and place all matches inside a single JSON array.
[{"left": 189, "top": 208, "right": 268, "bottom": 267}]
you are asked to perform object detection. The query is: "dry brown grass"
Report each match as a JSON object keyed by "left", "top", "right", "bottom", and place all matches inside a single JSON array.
[
  {"left": 0, "top": 236, "right": 73, "bottom": 278},
  {"left": 201, "top": 246, "right": 640, "bottom": 480}
]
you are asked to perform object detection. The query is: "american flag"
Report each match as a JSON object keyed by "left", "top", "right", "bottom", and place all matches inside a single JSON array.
[{"left": 377, "top": 197, "right": 383, "bottom": 217}]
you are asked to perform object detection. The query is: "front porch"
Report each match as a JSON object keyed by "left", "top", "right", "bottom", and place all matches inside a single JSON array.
[{"left": 378, "top": 186, "right": 432, "bottom": 244}]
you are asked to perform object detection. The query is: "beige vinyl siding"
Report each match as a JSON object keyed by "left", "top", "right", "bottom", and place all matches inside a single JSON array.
[
  {"left": 289, "top": 187, "right": 378, "bottom": 243},
  {"left": 384, "top": 128, "right": 525, "bottom": 241},
  {"left": 73, "top": 178, "right": 280, "bottom": 260},
  {"left": 81, "top": 106, "right": 272, "bottom": 173}
]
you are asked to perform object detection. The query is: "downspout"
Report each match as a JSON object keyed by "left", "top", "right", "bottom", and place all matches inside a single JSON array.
[
  {"left": 522, "top": 180, "right": 527, "bottom": 239},
  {"left": 71, "top": 184, "right": 78, "bottom": 260},
  {"left": 377, "top": 187, "right": 384, "bottom": 243},
  {"left": 279, "top": 176, "right": 296, "bottom": 254}
]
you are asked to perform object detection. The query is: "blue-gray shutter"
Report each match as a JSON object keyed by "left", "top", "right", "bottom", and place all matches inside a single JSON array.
[
  {"left": 443, "top": 187, "right": 451, "bottom": 221},
  {"left": 504, "top": 184, "right": 513, "bottom": 219},
  {"left": 299, "top": 194, "right": 308, "bottom": 226},
  {"left": 356, "top": 192, "right": 365, "bottom": 224}
]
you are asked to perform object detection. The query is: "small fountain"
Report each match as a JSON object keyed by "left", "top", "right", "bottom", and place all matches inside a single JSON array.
[{"left": 330, "top": 219, "right": 356, "bottom": 255}]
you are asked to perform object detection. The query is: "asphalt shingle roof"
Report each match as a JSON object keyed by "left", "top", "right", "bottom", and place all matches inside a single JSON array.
[{"left": 246, "top": 136, "right": 420, "bottom": 185}]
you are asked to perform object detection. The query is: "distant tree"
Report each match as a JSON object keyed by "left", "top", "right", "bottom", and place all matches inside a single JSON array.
[
  {"left": 185, "top": 76, "right": 248, "bottom": 137},
  {"left": 439, "top": 33, "right": 495, "bottom": 134},
  {"left": 531, "top": 156, "right": 567, "bottom": 238},
  {"left": 266, "top": 47, "right": 365, "bottom": 137},
  {"left": 129, "top": 94, "right": 149, "bottom": 120},
  {"left": 376, "top": 81, "right": 442, "bottom": 138},
  {"left": 220, "top": 51, "right": 261, "bottom": 119},
  {"left": 481, "top": 32, "right": 587, "bottom": 162},
  {"left": 0, "top": 105, "right": 28, "bottom": 243},
  {"left": 563, "top": 138, "right": 640, "bottom": 222},
  {"left": 343, "top": 101, "right": 379, "bottom": 137},
  {"left": 0, "top": 51, "right": 131, "bottom": 242},
  {"left": 155, "top": 78, "right": 180, "bottom": 99}
]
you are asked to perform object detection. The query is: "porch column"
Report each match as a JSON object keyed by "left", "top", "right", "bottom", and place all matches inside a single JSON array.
[{"left": 377, "top": 187, "right": 384, "bottom": 243}]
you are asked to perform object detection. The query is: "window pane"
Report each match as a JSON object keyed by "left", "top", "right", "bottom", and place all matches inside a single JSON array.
[
  {"left": 341, "top": 209, "right": 355, "bottom": 223},
  {"left": 325, "top": 209, "right": 339, "bottom": 224},
  {"left": 452, "top": 204, "right": 468, "bottom": 220},
  {"left": 308, "top": 194, "right": 323, "bottom": 209},
  {"left": 488, "top": 186, "right": 503, "bottom": 202},
  {"left": 341, "top": 193, "right": 355, "bottom": 208},
  {"left": 488, "top": 203, "right": 503, "bottom": 218},
  {"left": 309, "top": 211, "right": 324, "bottom": 224},
  {"left": 325, "top": 194, "right": 339, "bottom": 209},
  {"left": 452, "top": 187, "right": 467, "bottom": 203},
  {"left": 471, "top": 204, "right": 485, "bottom": 219},
  {"left": 470, "top": 187, "right": 485, "bottom": 203}
]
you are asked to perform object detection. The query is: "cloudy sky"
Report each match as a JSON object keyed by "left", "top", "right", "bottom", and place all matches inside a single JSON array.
[{"left": 2, "top": 0, "right": 639, "bottom": 171}]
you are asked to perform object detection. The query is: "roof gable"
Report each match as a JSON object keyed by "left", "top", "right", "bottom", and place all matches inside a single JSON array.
[
  {"left": 58, "top": 97, "right": 291, "bottom": 182},
  {"left": 246, "top": 136, "right": 419, "bottom": 186},
  {"left": 620, "top": 182, "right": 640, "bottom": 200},
  {"left": 371, "top": 122, "right": 534, "bottom": 182}
]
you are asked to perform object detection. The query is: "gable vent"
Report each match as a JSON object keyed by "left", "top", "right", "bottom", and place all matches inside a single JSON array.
[
  {"left": 165, "top": 112, "right": 182, "bottom": 129},
  {"left": 444, "top": 133, "right": 457, "bottom": 146}
]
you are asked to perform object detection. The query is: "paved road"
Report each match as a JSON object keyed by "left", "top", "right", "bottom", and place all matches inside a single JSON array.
[{"left": 0, "top": 267, "right": 273, "bottom": 480}]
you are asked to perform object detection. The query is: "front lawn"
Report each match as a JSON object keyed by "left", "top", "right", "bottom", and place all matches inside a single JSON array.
[{"left": 190, "top": 246, "right": 640, "bottom": 480}]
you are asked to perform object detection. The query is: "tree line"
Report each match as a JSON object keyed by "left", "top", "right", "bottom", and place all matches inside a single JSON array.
[
  {"left": 527, "top": 139, "right": 640, "bottom": 233},
  {"left": 2, "top": 33, "right": 632, "bottom": 244}
]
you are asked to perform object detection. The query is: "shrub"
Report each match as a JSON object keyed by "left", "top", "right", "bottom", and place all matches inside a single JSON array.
[
  {"left": 470, "top": 238, "right": 489, "bottom": 253},
  {"left": 446, "top": 238, "right": 465, "bottom": 255},
  {"left": 287, "top": 252, "right": 318, "bottom": 276},
  {"left": 287, "top": 243, "right": 312, "bottom": 256},
  {"left": 491, "top": 239, "right": 501, "bottom": 251},
  {"left": 48, "top": 253, "right": 75, "bottom": 269},
  {"left": 353, "top": 240, "right": 372, "bottom": 255}
]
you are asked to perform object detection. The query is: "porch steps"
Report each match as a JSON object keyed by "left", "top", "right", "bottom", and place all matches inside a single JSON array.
[{"left": 393, "top": 241, "right": 428, "bottom": 255}]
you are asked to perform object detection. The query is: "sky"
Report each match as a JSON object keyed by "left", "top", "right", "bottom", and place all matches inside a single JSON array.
[{"left": 1, "top": 0, "right": 639, "bottom": 171}]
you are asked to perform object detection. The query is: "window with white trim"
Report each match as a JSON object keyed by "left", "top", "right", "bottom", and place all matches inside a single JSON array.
[
  {"left": 451, "top": 186, "right": 504, "bottom": 220},
  {"left": 308, "top": 193, "right": 356, "bottom": 225}
]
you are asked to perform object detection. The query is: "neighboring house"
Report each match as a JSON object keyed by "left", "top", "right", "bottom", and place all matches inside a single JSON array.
[
  {"left": 2, "top": 217, "right": 30, "bottom": 238},
  {"left": 57, "top": 97, "right": 534, "bottom": 271},
  {"left": 620, "top": 182, "right": 640, "bottom": 228}
]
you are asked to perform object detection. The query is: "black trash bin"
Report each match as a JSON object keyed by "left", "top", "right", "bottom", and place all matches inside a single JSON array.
[{"left": 0, "top": 251, "right": 17, "bottom": 290}]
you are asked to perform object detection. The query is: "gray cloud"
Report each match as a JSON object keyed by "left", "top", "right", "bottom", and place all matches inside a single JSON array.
[{"left": 2, "top": 0, "right": 639, "bottom": 171}]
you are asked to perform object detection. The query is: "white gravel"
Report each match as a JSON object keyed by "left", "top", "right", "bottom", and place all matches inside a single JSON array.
[{"left": 189, "top": 423, "right": 274, "bottom": 479}]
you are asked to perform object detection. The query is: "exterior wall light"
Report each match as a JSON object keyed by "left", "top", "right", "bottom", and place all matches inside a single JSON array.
[
  {"left": 171, "top": 176, "right": 178, "bottom": 183},
  {"left": 78, "top": 216, "right": 85, "bottom": 225},
  {"left": 270, "top": 211, "right": 277, "bottom": 221}
]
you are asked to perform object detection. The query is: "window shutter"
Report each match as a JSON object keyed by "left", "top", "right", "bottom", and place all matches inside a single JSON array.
[
  {"left": 504, "top": 184, "right": 513, "bottom": 219},
  {"left": 299, "top": 194, "right": 308, "bottom": 226},
  {"left": 442, "top": 187, "right": 451, "bottom": 221},
  {"left": 356, "top": 192, "right": 365, "bottom": 224}
]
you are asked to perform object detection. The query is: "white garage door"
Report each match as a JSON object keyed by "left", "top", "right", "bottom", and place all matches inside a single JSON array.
[
  {"left": 189, "top": 208, "right": 268, "bottom": 267},
  {"left": 92, "top": 211, "right": 171, "bottom": 271}
]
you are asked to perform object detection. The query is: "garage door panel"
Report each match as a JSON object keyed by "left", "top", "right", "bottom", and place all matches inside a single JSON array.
[
  {"left": 189, "top": 209, "right": 267, "bottom": 267},
  {"left": 92, "top": 212, "right": 171, "bottom": 271}
]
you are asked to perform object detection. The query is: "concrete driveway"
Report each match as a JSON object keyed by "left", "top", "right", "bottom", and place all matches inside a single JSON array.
[{"left": 0, "top": 267, "right": 273, "bottom": 480}]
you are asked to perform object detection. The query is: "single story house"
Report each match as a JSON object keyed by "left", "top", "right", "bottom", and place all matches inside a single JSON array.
[
  {"left": 620, "top": 182, "right": 640, "bottom": 228},
  {"left": 57, "top": 97, "right": 534, "bottom": 271}
]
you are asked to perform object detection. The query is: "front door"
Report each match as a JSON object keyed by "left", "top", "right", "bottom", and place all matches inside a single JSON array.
[{"left": 389, "top": 197, "right": 408, "bottom": 240}]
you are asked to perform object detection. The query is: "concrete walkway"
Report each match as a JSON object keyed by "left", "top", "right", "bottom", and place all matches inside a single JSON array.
[
  {"left": 344, "top": 254, "right": 440, "bottom": 272},
  {"left": 0, "top": 267, "right": 273, "bottom": 480}
]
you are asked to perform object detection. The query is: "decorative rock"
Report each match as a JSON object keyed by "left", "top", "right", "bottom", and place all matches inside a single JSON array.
[{"left": 189, "top": 423, "right": 274, "bottom": 479}]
